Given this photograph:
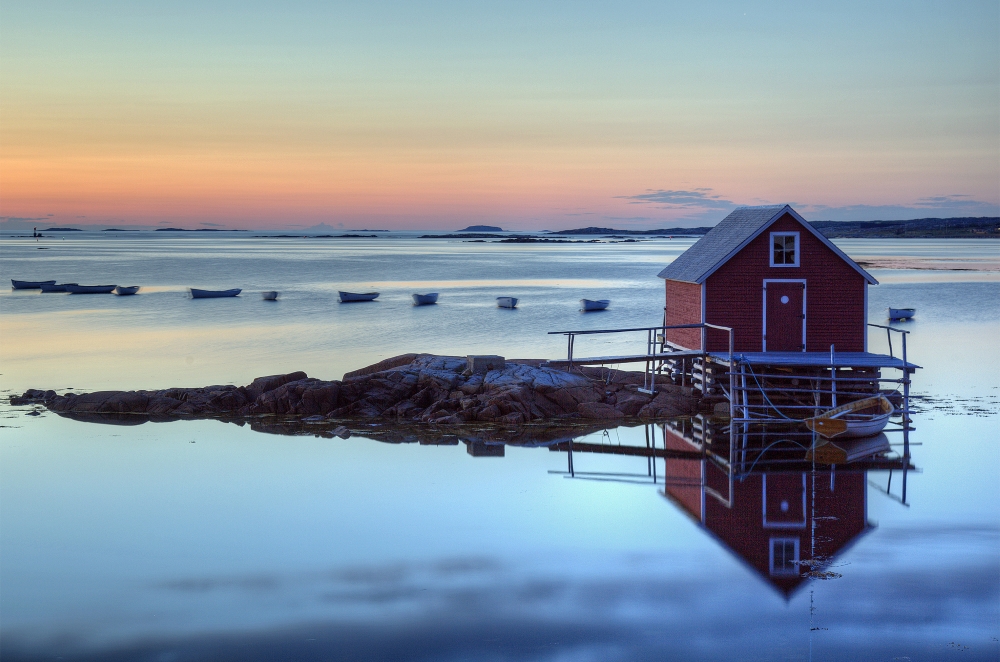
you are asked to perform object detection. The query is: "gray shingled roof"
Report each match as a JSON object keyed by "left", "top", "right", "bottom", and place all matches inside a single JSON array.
[{"left": 657, "top": 204, "right": 877, "bottom": 284}]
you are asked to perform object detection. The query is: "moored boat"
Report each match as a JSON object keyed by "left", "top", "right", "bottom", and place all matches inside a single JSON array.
[
  {"left": 40, "top": 282, "right": 76, "bottom": 293},
  {"left": 261, "top": 291, "right": 279, "bottom": 300},
  {"left": 339, "top": 291, "right": 379, "bottom": 302},
  {"left": 496, "top": 296, "right": 518, "bottom": 309},
  {"left": 580, "top": 299, "right": 610, "bottom": 311},
  {"left": 65, "top": 284, "right": 116, "bottom": 294},
  {"left": 412, "top": 292, "right": 439, "bottom": 305},
  {"left": 11, "top": 280, "right": 56, "bottom": 290},
  {"left": 190, "top": 288, "right": 241, "bottom": 298},
  {"left": 888, "top": 307, "right": 915, "bottom": 320},
  {"left": 114, "top": 286, "right": 140, "bottom": 295},
  {"left": 804, "top": 395, "right": 894, "bottom": 439}
]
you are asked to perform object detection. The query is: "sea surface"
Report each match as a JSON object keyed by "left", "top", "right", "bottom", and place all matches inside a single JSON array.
[{"left": 0, "top": 232, "right": 998, "bottom": 661}]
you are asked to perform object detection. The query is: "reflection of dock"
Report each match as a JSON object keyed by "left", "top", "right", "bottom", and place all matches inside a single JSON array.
[{"left": 546, "top": 420, "right": 912, "bottom": 597}]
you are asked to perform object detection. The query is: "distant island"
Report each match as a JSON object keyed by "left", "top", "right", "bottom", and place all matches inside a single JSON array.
[
  {"left": 810, "top": 217, "right": 998, "bottom": 238},
  {"left": 460, "top": 225, "right": 504, "bottom": 232},
  {"left": 548, "top": 226, "right": 711, "bottom": 236},
  {"left": 43, "top": 227, "right": 82, "bottom": 231},
  {"left": 550, "top": 217, "right": 999, "bottom": 239},
  {"left": 154, "top": 228, "right": 245, "bottom": 232}
]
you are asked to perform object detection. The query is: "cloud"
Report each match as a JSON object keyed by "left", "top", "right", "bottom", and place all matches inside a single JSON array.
[
  {"left": 618, "top": 188, "right": 737, "bottom": 211},
  {"left": 0, "top": 216, "right": 53, "bottom": 222},
  {"left": 200, "top": 222, "right": 225, "bottom": 227}
]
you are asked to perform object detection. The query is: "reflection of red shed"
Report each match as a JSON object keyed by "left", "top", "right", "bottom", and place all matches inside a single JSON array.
[
  {"left": 658, "top": 205, "right": 877, "bottom": 353},
  {"left": 663, "top": 429, "right": 871, "bottom": 597}
]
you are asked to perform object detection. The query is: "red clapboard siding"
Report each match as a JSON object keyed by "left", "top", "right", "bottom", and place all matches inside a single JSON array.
[
  {"left": 703, "top": 213, "right": 866, "bottom": 352},
  {"left": 664, "top": 279, "right": 702, "bottom": 349}
]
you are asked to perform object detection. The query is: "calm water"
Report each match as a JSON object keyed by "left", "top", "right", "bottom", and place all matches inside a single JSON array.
[{"left": 1, "top": 234, "right": 998, "bottom": 660}]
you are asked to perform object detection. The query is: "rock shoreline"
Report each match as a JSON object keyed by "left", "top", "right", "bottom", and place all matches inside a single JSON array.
[{"left": 10, "top": 353, "right": 705, "bottom": 424}]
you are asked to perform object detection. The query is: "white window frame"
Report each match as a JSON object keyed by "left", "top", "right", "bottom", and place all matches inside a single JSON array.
[
  {"left": 769, "top": 232, "right": 800, "bottom": 267},
  {"left": 762, "top": 473, "right": 807, "bottom": 528},
  {"left": 769, "top": 537, "right": 801, "bottom": 576}
]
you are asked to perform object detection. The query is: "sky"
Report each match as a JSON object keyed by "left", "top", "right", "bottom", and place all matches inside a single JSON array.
[{"left": 1, "top": 1, "right": 998, "bottom": 231}]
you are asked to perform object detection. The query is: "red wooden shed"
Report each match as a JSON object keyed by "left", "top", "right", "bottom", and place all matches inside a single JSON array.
[{"left": 658, "top": 205, "right": 877, "bottom": 354}]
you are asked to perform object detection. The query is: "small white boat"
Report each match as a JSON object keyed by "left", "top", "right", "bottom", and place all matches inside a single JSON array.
[
  {"left": 496, "top": 296, "right": 518, "bottom": 309},
  {"left": 190, "top": 288, "right": 241, "bottom": 298},
  {"left": 65, "top": 284, "right": 116, "bottom": 294},
  {"left": 888, "top": 307, "right": 915, "bottom": 321},
  {"left": 114, "top": 286, "right": 140, "bottom": 296},
  {"left": 412, "top": 293, "right": 439, "bottom": 305},
  {"left": 40, "top": 282, "right": 76, "bottom": 293},
  {"left": 804, "top": 395, "right": 894, "bottom": 439},
  {"left": 339, "top": 291, "right": 379, "bottom": 302},
  {"left": 580, "top": 299, "right": 610, "bottom": 312},
  {"left": 11, "top": 280, "right": 56, "bottom": 290},
  {"left": 261, "top": 291, "right": 279, "bottom": 301}
]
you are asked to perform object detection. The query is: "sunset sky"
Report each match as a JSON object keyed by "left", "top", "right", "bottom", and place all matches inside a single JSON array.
[{"left": 2, "top": 1, "right": 997, "bottom": 230}]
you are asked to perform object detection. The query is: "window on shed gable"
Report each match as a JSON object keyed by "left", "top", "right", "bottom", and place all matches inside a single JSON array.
[{"left": 770, "top": 232, "right": 799, "bottom": 267}]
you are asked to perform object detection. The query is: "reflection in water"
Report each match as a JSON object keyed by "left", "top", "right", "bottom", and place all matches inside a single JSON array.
[{"left": 51, "top": 409, "right": 911, "bottom": 601}]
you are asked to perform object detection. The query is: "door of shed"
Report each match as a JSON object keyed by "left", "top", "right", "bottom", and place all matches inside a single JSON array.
[{"left": 763, "top": 280, "right": 805, "bottom": 351}]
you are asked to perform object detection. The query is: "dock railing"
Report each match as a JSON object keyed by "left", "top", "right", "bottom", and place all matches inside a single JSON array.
[{"left": 547, "top": 323, "right": 734, "bottom": 395}]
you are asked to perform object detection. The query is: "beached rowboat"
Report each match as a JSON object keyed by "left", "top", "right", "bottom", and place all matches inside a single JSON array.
[
  {"left": 11, "top": 280, "right": 56, "bottom": 290},
  {"left": 65, "top": 284, "right": 116, "bottom": 294},
  {"left": 339, "top": 291, "right": 379, "bottom": 302},
  {"left": 496, "top": 296, "right": 518, "bottom": 309},
  {"left": 190, "top": 288, "right": 241, "bottom": 298},
  {"left": 412, "top": 293, "right": 439, "bottom": 305},
  {"left": 804, "top": 395, "right": 894, "bottom": 439},
  {"left": 580, "top": 299, "right": 610, "bottom": 311}
]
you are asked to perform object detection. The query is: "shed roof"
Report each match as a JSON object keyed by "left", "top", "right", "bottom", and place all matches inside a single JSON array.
[{"left": 657, "top": 204, "right": 877, "bottom": 285}]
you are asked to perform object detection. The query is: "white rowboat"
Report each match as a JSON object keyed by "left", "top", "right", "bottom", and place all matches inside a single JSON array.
[
  {"left": 12, "top": 280, "right": 56, "bottom": 289},
  {"left": 339, "top": 291, "right": 379, "bottom": 302},
  {"left": 804, "top": 395, "right": 894, "bottom": 439},
  {"left": 65, "top": 284, "right": 116, "bottom": 294},
  {"left": 190, "top": 288, "right": 241, "bottom": 298},
  {"left": 496, "top": 296, "right": 518, "bottom": 309},
  {"left": 115, "top": 286, "right": 140, "bottom": 295},
  {"left": 412, "top": 293, "right": 439, "bottom": 305},
  {"left": 580, "top": 299, "right": 610, "bottom": 311},
  {"left": 888, "top": 307, "right": 915, "bottom": 320}
]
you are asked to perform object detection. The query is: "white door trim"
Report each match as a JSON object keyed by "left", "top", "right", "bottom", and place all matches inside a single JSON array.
[{"left": 762, "top": 279, "right": 807, "bottom": 352}]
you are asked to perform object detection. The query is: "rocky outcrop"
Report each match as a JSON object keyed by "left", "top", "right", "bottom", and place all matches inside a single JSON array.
[{"left": 10, "top": 354, "right": 701, "bottom": 424}]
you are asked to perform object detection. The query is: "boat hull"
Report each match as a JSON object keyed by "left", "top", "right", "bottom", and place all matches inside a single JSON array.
[
  {"left": 115, "top": 286, "right": 140, "bottom": 295},
  {"left": 412, "top": 293, "right": 439, "bottom": 305},
  {"left": 11, "top": 280, "right": 56, "bottom": 290},
  {"left": 496, "top": 296, "right": 518, "bottom": 309},
  {"left": 65, "top": 284, "right": 116, "bottom": 294},
  {"left": 40, "top": 283, "right": 76, "bottom": 293},
  {"left": 580, "top": 299, "right": 610, "bottom": 311},
  {"left": 261, "top": 291, "right": 279, "bottom": 301},
  {"left": 190, "top": 288, "right": 241, "bottom": 298},
  {"left": 804, "top": 395, "right": 894, "bottom": 439},
  {"left": 339, "top": 291, "right": 379, "bottom": 302},
  {"left": 888, "top": 307, "right": 915, "bottom": 320}
]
